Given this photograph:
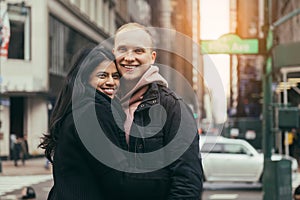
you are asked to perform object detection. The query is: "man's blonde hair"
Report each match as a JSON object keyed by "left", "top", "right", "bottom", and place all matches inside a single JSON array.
[{"left": 115, "top": 22, "right": 154, "bottom": 49}]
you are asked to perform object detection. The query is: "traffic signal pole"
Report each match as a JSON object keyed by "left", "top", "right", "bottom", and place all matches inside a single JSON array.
[
  {"left": 262, "top": 0, "right": 272, "bottom": 163},
  {"left": 262, "top": 0, "right": 273, "bottom": 199},
  {"left": 262, "top": 0, "right": 297, "bottom": 199}
]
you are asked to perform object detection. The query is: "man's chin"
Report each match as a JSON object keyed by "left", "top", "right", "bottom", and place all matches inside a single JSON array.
[{"left": 121, "top": 73, "right": 140, "bottom": 81}]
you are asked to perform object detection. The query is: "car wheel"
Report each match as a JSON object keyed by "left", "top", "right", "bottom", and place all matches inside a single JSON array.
[
  {"left": 259, "top": 173, "right": 263, "bottom": 183},
  {"left": 202, "top": 173, "right": 207, "bottom": 182}
]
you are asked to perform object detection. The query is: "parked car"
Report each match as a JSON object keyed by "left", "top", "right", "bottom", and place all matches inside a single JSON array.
[{"left": 200, "top": 136, "right": 298, "bottom": 183}]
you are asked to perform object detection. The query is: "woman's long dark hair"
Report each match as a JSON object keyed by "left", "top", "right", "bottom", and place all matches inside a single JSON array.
[{"left": 39, "top": 45, "right": 115, "bottom": 162}]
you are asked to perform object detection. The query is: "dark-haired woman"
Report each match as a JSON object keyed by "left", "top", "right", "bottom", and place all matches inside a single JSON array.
[{"left": 39, "top": 46, "right": 126, "bottom": 200}]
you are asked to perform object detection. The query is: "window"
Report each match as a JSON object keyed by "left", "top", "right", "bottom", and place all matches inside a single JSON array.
[
  {"left": 201, "top": 143, "right": 223, "bottom": 154},
  {"left": 223, "top": 144, "right": 248, "bottom": 154},
  {"left": 49, "top": 15, "right": 97, "bottom": 76},
  {"left": 7, "top": 3, "right": 30, "bottom": 60}
]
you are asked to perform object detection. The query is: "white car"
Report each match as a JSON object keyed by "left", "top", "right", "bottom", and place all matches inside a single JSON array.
[{"left": 200, "top": 136, "right": 298, "bottom": 183}]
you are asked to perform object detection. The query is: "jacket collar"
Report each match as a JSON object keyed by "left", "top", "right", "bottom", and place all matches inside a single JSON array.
[{"left": 118, "top": 65, "right": 167, "bottom": 104}]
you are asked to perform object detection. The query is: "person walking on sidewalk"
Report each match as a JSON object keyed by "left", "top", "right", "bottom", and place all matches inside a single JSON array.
[
  {"left": 13, "top": 135, "right": 22, "bottom": 167},
  {"left": 39, "top": 45, "right": 126, "bottom": 199},
  {"left": 20, "top": 135, "right": 29, "bottom": 165}
]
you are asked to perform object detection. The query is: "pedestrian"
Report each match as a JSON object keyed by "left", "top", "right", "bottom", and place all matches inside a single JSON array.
[
  {"left": 44, "top": 158, "right": 50, "bottom": 170},
  {"left": 20, "top": 135, "right": 29, "bottom": 165},
  {"left": 13, "top": 135, "right": 22, "bottom": 167},
  {"left": 39, "top": 45, "right": 126, "bottom": 199},
  {"left": 10, "top": 133, "right": 16, "bottom": 160},
  {"left": 294, "top": 184, "right": 300, "bottom": 200},
  {"left": 112, "top": 22, "right": 203, "bottom": 199}
]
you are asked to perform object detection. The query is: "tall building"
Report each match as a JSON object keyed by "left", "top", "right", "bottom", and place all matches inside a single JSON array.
[
  {"left": 147, "top": 0, "right": 204, "bottom": 123},
  {"left": 271, "top": 0, "right": 300, "bottom": 106},
  {"left": 0, "top": 0, "right": 152, "bottom": 158},
  {"left": 229, "top": 0, "right": 264, "bottom": 118}
]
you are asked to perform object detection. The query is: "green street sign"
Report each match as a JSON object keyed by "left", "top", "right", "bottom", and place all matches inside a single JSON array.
[
  {"left": 266, "top": 30, "right": 273, "bottom": 51},
  {"left": 201, "top": 34, "right": 259, "bottom": 54}
]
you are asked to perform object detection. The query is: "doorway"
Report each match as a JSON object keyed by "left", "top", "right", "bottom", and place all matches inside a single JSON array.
[{"left": 9, "top": 97, "right": 25, "bottom": 159}]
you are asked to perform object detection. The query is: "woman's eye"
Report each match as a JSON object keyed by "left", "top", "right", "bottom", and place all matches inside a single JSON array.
[
  {"left": 97, "top": 74, "right": 106, "bottom": 79},
  {"left": 112, "top": 74, "right": 120, "bottom": 79}
]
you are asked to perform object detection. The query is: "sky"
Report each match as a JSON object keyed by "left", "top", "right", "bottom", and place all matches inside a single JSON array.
[{"left": 200, "top": 0, "right": 230, "bottom": 123}]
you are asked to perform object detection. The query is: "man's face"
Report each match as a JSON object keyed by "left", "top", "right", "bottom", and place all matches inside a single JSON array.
[{"left": 113, "top": 28, "right": 156, "bottom": 81}]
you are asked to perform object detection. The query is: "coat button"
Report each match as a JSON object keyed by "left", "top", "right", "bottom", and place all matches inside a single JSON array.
[
  {"left": 140, "top": 104, "right": 145, "bottom": 108},
  {"left": 152, "top": 100, "right": 157, "bottom": 104}
]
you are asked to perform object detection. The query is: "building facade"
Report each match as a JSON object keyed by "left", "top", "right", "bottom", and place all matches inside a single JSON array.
[
  {"left": 0, "top": 0, "right": 151, "bottom": 158},
  {"left": 271, "top": 0, "right": 300, "bottom": 105},
  {"left": 0, "top": 0, "right": 201, "bottom": 158},
  {"left": 147, "top": 0, "right": 204, "bottom": 123}
]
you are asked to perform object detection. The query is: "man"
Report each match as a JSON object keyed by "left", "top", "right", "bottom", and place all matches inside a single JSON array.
[{"left": 113, "top": 22, "right": 203, "bottom": 200}]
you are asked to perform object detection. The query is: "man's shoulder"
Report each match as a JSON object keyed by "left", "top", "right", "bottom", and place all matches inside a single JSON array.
[{"left": 155, "top": 83, "right": 181, "bottom": 100}]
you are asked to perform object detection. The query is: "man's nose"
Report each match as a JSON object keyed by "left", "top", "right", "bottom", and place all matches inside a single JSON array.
[{"left": 124, "top": 51, "right": 135, "bottom": 61}]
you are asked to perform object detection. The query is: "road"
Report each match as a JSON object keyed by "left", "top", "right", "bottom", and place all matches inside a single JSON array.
[
  {"left": 202, "top": 182, "right": 263, "bottom": 200},
  {"left": 0, "top": 158, "right": 299, "bottom": 200}
]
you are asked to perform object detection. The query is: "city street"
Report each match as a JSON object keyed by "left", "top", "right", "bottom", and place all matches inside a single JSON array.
[
  {"left": 0, "top": 158, "right": 53, "bottom": 200},
  {"left": 0, "top": 158, "right": 265, "bottom": 200},
  {"left": 202, "top": 182, "right": 263, "bottom": 200},
  {"left": 0, "top": 158, "right": 299, "bottom": 199},
  {"left": 1, "top": 158, "right": 298, "bottom": 200}
]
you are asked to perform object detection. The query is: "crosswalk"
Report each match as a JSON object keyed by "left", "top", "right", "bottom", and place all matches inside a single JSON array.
[{"left": 0, "top": 175, "right": 53, "bottom": 197}]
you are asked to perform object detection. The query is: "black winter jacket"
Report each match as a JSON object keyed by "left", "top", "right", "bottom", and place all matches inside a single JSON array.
[{"left": 118, "top": 82, "right": 203, "bottom": 200}]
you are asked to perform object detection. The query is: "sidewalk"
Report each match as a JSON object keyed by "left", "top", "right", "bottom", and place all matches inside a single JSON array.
[
  {"left": 0, "top": 158, "right": 52, "bottom": 176},
  {"left": 0, "top": 158, "right": 53, "bottom": 199}
]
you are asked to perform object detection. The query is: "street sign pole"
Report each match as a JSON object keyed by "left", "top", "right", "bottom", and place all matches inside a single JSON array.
[{"left": 262, "top": 0, "right": 273, "bottom": 199}]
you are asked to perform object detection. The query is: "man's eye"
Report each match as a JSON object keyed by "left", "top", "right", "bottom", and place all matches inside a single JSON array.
[
  {"left": 134, "top": 48, "right": 144, "bottom": 54},
  {"left": 117, "top": 46, "right": 127, "bottom": 53}
]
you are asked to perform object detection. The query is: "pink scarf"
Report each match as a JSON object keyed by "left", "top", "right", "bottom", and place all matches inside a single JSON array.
[{"left": 119, "top": 65, "right": 168, "bottom": 143}]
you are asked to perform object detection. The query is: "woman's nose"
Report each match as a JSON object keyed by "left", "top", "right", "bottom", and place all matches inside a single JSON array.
[{"left": 105, "top": 76, "right": 115, "bottom": 85}]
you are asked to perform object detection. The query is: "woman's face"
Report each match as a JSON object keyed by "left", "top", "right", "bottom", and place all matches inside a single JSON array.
[{"left": 89, "top": 60, "right": 120, "bottom": 98}]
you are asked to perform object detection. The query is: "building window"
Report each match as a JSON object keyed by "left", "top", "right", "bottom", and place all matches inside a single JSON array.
[
  {"left": 49, "top": 15, "right": 97, "bottom": 76},
  {"left": 7, "top": 3, "right": 31, "bottom": 60}
]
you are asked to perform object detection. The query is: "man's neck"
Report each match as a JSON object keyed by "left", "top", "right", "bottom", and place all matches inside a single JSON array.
[{"left": 120, "top": 79, "right": 139, "bottom": 95}]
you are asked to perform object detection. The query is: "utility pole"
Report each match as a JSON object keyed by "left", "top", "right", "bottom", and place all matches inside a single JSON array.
[
  {"left": 262, "top": 0, "right": 273, "bottom": 199},
  {"left": 262, "top": 0, "right": 272, "bottom": 162},
  {"left": 262, "top": 0, "right": 293, "bottom": 199}
]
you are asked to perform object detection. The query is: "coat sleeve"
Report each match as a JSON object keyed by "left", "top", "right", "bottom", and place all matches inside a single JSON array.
[
  {"left": 72, "top": 100, "right": 127, "bottom": 177},
  {"left": 163, "top": 94, "right": 203, "bottom": 200}
]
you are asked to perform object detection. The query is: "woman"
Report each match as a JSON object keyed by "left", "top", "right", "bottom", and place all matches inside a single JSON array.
[{"left": 39, "top": 45, "right": 126, "bottom": 199}]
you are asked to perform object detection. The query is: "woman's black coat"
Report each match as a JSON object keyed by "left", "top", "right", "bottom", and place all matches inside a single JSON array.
[{"left": 48, "top": 88, "right": 126, "bottom": 200}]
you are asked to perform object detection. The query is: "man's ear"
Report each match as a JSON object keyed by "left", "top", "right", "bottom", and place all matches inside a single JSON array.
[
  {"left": 112, "top": 48, "right": 115, "bottom": 54},
  {"left": 151, "top": 51, "right": 157, "bottom": 64}
]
